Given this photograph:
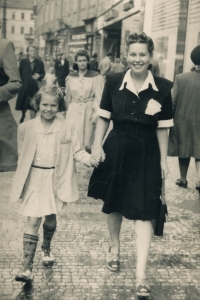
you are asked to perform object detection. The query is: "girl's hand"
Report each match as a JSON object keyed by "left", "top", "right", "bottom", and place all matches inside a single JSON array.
[
  {"left": 92, "top": 144, "right": 106, "bottom": 162},
  {"left": 161, "top": 160, "right": 169, "bottom": 178}
]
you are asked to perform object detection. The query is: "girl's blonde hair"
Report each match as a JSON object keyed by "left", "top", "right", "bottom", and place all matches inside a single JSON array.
[{"left": 31, "top": 86, "right": 67, "bottom": 112}]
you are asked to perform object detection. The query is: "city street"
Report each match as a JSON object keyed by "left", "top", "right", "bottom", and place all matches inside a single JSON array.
[{"left": 0, "top": 99, "right": 200, "bottom": 300}]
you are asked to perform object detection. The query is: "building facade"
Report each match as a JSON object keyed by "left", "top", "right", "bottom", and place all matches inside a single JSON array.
[
  {"left": 0, "top": 0, "right": 35, "bottom": 57},
  {"left": 34, "top": 0, "right": 200, "bottom": 79},
  {"left": 34, "top": 0, "right": 143, "bottom": 63},
  {"left": 144, "top": 0, "right": 200, "bottom": 80}
]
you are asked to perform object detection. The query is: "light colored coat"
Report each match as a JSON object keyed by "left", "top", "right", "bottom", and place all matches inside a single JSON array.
[
  {"left": 65, "top": 70, "right": 104, "bottom": 149},
  {"left": 10, "top": 116, "right": 91, "bottom": 203}
]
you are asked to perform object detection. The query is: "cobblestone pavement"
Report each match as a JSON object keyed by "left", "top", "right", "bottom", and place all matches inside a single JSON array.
[{"left": 0, "top": 100, "right": 200, "bottom": 300}]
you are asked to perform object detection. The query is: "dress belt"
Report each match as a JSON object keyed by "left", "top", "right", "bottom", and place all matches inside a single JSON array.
[
  {"left": 72, "top": 97, "right": 93, "bottom": 103},
  {"left": 32, "top": 165, "right": 55, "bottom": 169}
]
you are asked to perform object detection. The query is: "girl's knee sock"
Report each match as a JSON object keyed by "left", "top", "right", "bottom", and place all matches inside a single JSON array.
[
  {"left": 23, "top": 233, "right": 38, "bottom": 271},
  {"left": 42, "top": 224, "right": 56, "bottom": 251}
]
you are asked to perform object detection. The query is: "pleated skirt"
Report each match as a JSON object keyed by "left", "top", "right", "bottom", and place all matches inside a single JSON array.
[{"left": 88, "top": 124, "right": 162, "bottom": 221}]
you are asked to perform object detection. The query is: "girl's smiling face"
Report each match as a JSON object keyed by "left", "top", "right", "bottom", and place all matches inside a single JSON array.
[
  {"left": 127, "top": 43, "right": 151, "bottom": 75},
  {"left": 39, "top": 93, "right": 59, "bottom": 122}
]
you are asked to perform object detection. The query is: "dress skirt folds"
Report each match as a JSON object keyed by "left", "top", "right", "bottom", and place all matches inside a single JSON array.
[
  {"left": 88, "top": 122, "right": 162, "bottom": 221},
  {"left": 19, "top": 167, "right": 64, "bottom": 217}
]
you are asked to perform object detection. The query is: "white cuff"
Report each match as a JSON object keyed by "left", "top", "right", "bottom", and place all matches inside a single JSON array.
[
  {"left": 97, "top": 107, "right": 111, "bottom": 119},
  {"left": 157, "top": 119, "right": 174, "bottom": 128}
]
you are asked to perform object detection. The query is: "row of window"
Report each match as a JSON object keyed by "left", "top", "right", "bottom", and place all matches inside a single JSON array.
[
  {"left": 11, "top": 26, "right": 33, "bottom": 34},
  {"left": 11, "top": 12, "right": 34, "bottom": 20}
]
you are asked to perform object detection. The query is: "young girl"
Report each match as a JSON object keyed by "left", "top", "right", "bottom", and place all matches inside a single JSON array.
[{"left": 10, "top": 86, "right": 99, "bottom": 282}]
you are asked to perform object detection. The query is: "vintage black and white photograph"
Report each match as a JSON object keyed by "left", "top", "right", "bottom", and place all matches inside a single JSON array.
[{"left": 0, "top": 0, "right": 200, "bottom": 299}]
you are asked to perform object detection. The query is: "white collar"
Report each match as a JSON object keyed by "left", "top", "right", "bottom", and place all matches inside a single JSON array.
[
  {"left": 119, "top": 69, "right": 159, "bottom": 96},
  {"left": 34, "top": 115, "right": 61, "bottom": 133}
]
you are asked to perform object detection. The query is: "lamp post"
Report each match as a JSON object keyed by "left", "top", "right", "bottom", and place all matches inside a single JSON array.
[{"left": 1, "top": 0, "right": 7, "bottom": 38}]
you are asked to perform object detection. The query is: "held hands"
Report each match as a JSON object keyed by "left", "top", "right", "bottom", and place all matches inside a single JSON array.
[
  {"left": 161, "top": 160, "right": 169, "bottom": 178},
  {"left": 89, "top": 154, "right": 101, "bottom": 168},
  {"left": 89, "top": 144, "right": 106, "bottom": 168},
  {"left": 32, "top": 73, "right": 40, "bottom": 80}
]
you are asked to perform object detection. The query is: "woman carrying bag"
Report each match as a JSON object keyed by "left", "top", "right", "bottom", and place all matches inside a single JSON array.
[{"left": 88, "top": 32, "right": 173, "bottom": 297}]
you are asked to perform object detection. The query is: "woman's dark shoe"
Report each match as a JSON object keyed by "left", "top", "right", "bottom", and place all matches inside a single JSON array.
[
  {"left": 176, "top": 179, "right": 187, "bottom": 188},
  {"left": 196, "top": 182, "right": 200, "bottom": 194},
  {"left": 106, "top": 247, "right": 120, "bottom": 272},
  {"left": 136, "top": 278, "right": 150, "bottom": 297}
]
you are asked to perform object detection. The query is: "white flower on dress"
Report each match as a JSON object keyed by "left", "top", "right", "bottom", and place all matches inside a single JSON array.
[{"left": 145, "top": 99, "right": 162, "bottom": 115}]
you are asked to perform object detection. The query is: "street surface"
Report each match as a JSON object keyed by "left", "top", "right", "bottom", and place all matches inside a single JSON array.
[{"left": 0, "top": 99, "right": 200, "bottom": 300}]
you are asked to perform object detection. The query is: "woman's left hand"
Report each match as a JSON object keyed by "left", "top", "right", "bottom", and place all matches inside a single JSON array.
[
  {"left": 161, "top": 160, "right": 169, "bottom": 178},
  {"left": 91, "top": 112, "right": 98, "bottom": 124},
  {"left": 90, "top": 154, "right": 101, "bottom": 168}
]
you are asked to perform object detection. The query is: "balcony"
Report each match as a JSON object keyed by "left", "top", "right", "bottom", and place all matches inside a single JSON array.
[
  {"left": 123, "top": 0, "right": 134, "bottom": 12},
  {"left": 104, "top": 10, "right": 118, "bottom": 22}
]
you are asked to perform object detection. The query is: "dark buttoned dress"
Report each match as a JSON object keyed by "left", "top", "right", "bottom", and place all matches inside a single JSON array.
[{"left": 88, "top": 72, "right": 173, "bottom": 221}]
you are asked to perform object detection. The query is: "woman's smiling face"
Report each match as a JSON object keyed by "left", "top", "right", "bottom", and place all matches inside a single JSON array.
[{"left": 127, "top": 43, "right": 151, "bottom": 75}]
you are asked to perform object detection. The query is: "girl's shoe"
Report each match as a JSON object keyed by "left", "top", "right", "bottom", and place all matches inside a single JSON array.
[
  {"left": 136, "top": 278, "right": 150, "bottom": 297},
  {"left": 42, "top": 249, "right": 54, "bottom": 266},
  {"left": 106, "top": 247, "right": 120, "bottom": 272},
  {"left": 176, "top": 179, "right": 187, "bottom": 188},
  {"left": 15, "top": 269, "right": 33, "bottom": 282}
]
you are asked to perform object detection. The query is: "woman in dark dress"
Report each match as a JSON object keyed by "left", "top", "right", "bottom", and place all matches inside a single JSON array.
[
  {"left": 16, "top": 45, "right": 45, "bottom": 123},
  {"left": 88, "top": 32, "right": 173, "bottom": 297}
]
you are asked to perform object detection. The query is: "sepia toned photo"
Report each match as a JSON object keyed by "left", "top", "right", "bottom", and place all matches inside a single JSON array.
[{"left": 0, "top": 0, "right": 200, "bottom": 299}]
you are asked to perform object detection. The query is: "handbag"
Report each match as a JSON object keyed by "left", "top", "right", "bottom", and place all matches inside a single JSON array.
[{"left": 152, "top": 178, "right": 168, "bottom": 237}]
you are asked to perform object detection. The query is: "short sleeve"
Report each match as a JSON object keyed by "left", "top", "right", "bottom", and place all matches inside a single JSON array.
[
  {"left": 157, "top": 91, "right": 174, "bottom": 128},
  {"left": 97, "top": 76, "right": 113, "bottom": 119}
]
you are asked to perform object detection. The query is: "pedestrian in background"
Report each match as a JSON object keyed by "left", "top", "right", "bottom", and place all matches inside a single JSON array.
[
  {"left": 112, "top": 57, "right": 125, "bottom": 73},
  {"left": 88, "top": 32, "right": 173, "bottom": 297},
  {"left": 11, "top": 86, "right": 99, "bottom": 282},
  {"left": 65, "top": 50, "right": 104, "bottom": 153},
  {"left": 55, "top": 53, "right": 69, "bottom": 88},
  {"left": 43, "top": 66, "right": 57, "bottom": 87},
  {"left": 15, "top": 45, "right": 45, "bottom": 123},
  {"left": 99, "top": 52, "right": 113, "bottom": 78},
  {"left": 90, "top": 53, "right": 99, "bottom": 72},
  {"left": 168, "top": 45, "right": 200, "bottom": 192},
  {"left": 43, "top": 54, "right": 55, "bottom": 72},
  {"left": 0, "top": 39, "right": 22, "bottom": 172}
]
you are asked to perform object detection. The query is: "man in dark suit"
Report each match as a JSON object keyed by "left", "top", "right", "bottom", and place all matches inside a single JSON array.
[
  {"left": 55, "top": 53, "right": 69, "bottom": 87},
  {"left": 0, "top": 39, "right": 22, "bottom": 171},
  {"left": 16, "top": 45, "right": 45, "bottom": 123}
]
